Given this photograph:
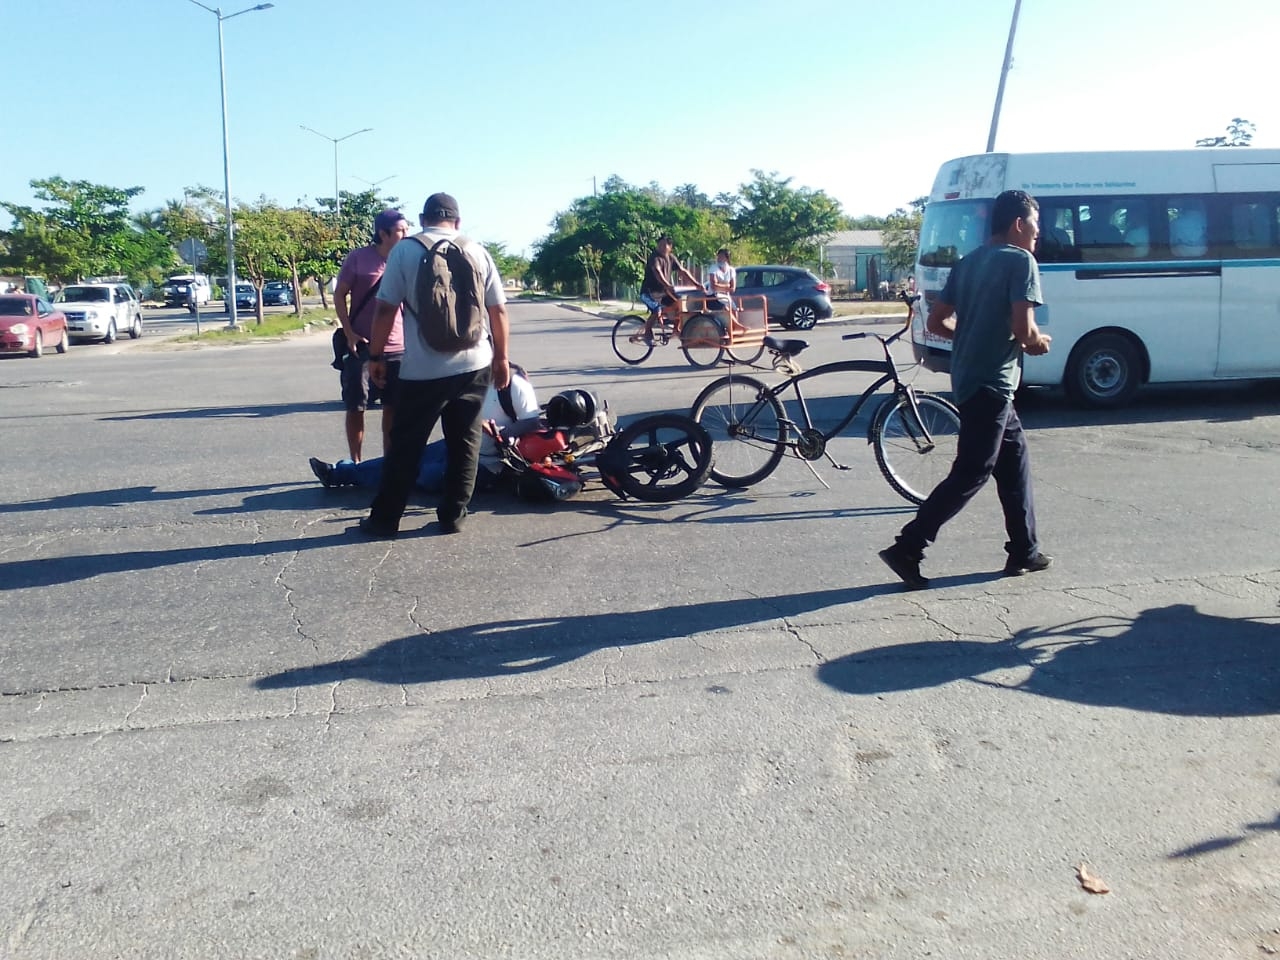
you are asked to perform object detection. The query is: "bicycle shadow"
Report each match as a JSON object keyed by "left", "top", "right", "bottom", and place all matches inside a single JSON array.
[
  {"left": 817, "top": 604, "right": 1280, "bottom": 718},
  {"left": 99, "top": 400, "right": 341, "bottom": 422},
  {"left": 0, "top": 481, "right": 301, "bottom": 515}
]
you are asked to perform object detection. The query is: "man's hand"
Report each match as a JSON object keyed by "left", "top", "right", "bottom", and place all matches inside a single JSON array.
[
  {"left": 491, "top": 356, "right": 511, "bottom": 390},
  {"left": 368, "top": 359, "right": 387, "bottom": 388},
  {"left": 1024, "top": 333, "right": 1052, "bottom": 356}
]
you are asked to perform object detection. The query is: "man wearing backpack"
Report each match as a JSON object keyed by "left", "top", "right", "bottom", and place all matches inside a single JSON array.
[{"left": 359, "top": 193, "right": 511, "bottom": 538}]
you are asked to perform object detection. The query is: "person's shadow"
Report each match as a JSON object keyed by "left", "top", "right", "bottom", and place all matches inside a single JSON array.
[
  {"left": 816, "top": 603, "right": 1280, "bottom": 718},
  {"left": 254, "top": 585, "right": 893, "bottom": 690}
]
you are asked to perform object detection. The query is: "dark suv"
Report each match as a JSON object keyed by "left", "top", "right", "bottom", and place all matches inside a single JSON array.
[{"left": 733, "top": 265, "right": 832, "bottom": 330}]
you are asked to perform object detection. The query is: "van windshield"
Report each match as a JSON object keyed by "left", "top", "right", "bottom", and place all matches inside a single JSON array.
[{"left": 918, "top": 200, "right": 992, "bottom": 268}]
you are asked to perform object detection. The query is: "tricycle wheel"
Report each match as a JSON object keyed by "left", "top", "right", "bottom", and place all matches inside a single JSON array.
[{"left": 598, "top": 413, "right": 713, "bottom": 502}]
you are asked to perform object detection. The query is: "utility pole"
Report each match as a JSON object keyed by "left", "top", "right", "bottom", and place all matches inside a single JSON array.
[{"left": 986, "top": 0, "right": 1022, "bottom": 153}]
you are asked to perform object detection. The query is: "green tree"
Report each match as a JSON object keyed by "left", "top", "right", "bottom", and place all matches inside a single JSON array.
[
  {"left": 1196, "top": 118, "right": 1255, "bottom": 147},
  {"left": 530, "top": 177, "right": 730, "bottom": 297},
  {"left": 731, "top": 170, "right": 843, "bottom": 264},
  {"left": 1, "top": 177, "right": 174, "bottom": 285},
  {"left": 483, "top": 242, "right": 529, "bottom": 288},
  {"left": 233, "top": 201, "right": 290, "bottom": 325},
  {"left": 882, "top": 197, "right": 928, "bottom": 275}
]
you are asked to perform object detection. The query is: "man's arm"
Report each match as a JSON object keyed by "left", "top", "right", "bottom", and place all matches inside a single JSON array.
[
  {"left": 673, "top": 258, "right": 700, "bottom": 287},
  {"left": 366, "top": 300, "right": 398, "bottom": 387},
  {"left": 926, "top": 299, "right": 956, "bottom": 340},
  {"left": 488, "top": 303, "right": 510, "bottom": 389},
  {"left": 334, "top": 256, "right": 357, "bottom": 347},
  {"left": 1011, "top": 302, "right": 1051, "bottom": 355}
]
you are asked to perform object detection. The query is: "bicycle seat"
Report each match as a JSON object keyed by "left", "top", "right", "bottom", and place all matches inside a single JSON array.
[{"left": 764, "top": 336, "right": 808, "bottom": 358}]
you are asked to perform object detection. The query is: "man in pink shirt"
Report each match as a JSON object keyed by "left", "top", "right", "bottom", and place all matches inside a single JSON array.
[{"left": 334, "top": 209, "right": 411, "bottom": 461}]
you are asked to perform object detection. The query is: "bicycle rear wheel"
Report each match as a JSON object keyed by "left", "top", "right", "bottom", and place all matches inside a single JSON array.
[
  {"left": 679, "top": 313, "right": 726, "bottom": 368},
  {"left": 872, "top": 391, "right": 961, "bottom": 504},
  {"left": 600, "top": 413, "right": 713, "bottom": 502},
  {"left": 612, "top": 315, "right": 654, "bottom": 365},
  {"left": 690, "top": 375, "right": 787, "bottom": 488}
]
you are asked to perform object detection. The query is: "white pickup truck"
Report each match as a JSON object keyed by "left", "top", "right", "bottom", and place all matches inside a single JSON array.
[{"left": 55, "top": 283, "right": 144, "bottom": 343}]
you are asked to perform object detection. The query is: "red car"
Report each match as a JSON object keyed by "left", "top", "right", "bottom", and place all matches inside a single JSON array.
[{"left": 0, "top": 294, "right": 70, "bottom": 357}]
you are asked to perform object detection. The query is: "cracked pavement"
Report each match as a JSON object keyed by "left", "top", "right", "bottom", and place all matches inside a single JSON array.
[{"left": 1, "top": 304, "right": 1278, "bottom": 959}]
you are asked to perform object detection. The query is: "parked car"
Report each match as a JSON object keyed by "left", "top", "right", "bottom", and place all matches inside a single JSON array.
[
  {"left": 732, "top": 265, "right": 833, "bottom": 330},
  {"left": 54, "top": 283, "right": 143, "bottom": 343},
  {"left": 233, "top": 283, "right": 258, "bottom": 313},
  {"left": 162, "top": 274, "right": 211, "bottom": 312},
  {"left": 261, "top": 280, "right": 294, "bottom": 307},
  {"left": 0, "top": 294, "right": 69, "bottom": 357}
]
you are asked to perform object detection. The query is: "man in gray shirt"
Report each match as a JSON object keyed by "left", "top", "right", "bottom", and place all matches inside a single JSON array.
[
  {"left": 879, "top": 189, "right": 1053, "bottom": 590},
  {"left": 358, "top": 192, "right": 511, "bottom": 538}
]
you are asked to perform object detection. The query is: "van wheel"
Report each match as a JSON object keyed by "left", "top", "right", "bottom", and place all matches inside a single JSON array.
[{"left": 1065, "top": 332, "right": 1141, "bottom": 408}]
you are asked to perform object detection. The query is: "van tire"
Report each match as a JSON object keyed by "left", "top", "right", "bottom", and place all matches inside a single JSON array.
[{"left": 1065, "top": 332, "right": 1141, "bottom": 408}]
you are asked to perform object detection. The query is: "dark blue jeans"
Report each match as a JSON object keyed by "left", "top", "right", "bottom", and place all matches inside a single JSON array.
[
  {"left": 897, "top": 388, "right": 1039, "bottom": 562},
  {"left": 367, "top": 367, "right": 491, "bottom": 531}
]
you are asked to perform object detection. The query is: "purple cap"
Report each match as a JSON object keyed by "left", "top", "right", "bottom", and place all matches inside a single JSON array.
[{"left": 373, "top": 209, "right": 406, "bottom": 236}]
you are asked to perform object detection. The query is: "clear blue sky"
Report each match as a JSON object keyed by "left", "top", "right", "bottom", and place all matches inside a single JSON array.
[{"left": 3, "top": 0, "right": 1277, "bottom": 257}]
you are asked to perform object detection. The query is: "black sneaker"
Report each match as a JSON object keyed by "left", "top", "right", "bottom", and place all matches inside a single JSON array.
[
  {"left": 879, "top": 545, "right": 929, "bottom": 590},
  {"left": 309, "top": 457, "right": 334, "bottom": 488},
  {"left": 1004, "top": 552, "right": 1053, "bottom": 576},
  {"left": 356, "top": 516, "right": 398, "bottom": 540}
]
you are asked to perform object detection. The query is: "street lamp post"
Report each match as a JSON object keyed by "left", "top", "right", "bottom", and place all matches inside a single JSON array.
[
  {"left": 986, "top": 0, "right": 1022, "bottom": 153},
  {"left": 299, "top": 126, "right": 373, "bottom": 221},
  {"left": 186, "top": 0, "right": 275, "bottom": 329},
  {"left": 353, "top": 174, "right": 397, "bottom": 191}
]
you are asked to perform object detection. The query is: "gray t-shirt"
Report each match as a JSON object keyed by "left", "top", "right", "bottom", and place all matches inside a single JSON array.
[
  {"left": 377, "top": 227, "right": 507, "bottom": 381},
  {"left": 942, "top": 243, "right": 1043, "bottom": 404}
]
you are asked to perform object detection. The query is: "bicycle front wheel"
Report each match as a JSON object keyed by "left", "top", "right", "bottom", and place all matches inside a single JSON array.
[
  {"left": 690, "top": 375, "right": 787, "bottom": 488},
  {"left": 679, "top": 313, "right": 726, "bottom": 369},
  {"left": 612, "top": 315, "right": 654, "bottom": 365},
  {"left": 872, "top": 391, "right": 961, "bottom": 504}
]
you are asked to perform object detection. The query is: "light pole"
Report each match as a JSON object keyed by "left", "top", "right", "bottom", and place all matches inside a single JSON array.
[
  {"left": 986, "top": 0, "right": 1022, "bottom": 152},
  {"left": 353, "top": 174, "right": 397, "bottom": 190},
  {"left": 299, "top": 126, "right": 373, "bottom": 221},
  {"left": 185, "top": 0, "right": 272, "bottom": 330}
]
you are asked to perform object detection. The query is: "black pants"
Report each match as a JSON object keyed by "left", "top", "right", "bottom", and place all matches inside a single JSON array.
[
  {"left": 368, "top": 367, "right": 491, "bottom": 531},
  {"left": 897, "top": 388, "right": 1039, "bottom": 561}
]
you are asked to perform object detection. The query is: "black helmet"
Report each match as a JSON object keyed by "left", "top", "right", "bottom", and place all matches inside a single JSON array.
[{"left": 545, "top": 389, "right": 598, "bottom": 428}]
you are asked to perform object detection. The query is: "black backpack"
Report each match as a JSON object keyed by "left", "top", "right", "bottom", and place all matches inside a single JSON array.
[{"left": 411, "top": 234, "right": 486, "bottom": 352}]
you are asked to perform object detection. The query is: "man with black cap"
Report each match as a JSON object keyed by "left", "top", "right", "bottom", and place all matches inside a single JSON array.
[
  {"left": 334, "top": 208, "right": 411, "bottom": 463},
  {"left": 359, "top": 192, "right": 511, "bottom": 538}
]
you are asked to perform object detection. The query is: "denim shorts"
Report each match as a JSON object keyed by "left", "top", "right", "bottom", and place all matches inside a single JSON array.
[
  {"left": 640, "top": 291, "right": 676, "bottom": 313},
  {"left": 341, "top": 344, "right": 402, "bottom": 412}
]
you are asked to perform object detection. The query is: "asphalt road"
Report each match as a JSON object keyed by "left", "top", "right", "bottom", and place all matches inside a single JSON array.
[{"left": 2, "top": 301, "right": 1278, "bottom": 959}]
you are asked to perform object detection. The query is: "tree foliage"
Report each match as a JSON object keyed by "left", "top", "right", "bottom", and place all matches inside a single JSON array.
[
  {"left": 881, "top": 197, "right": 928, "bottom": 275},
  {"left": 529, "top": 177, "right": 731, "bottom": 296},
  {"left": 1196, "top": 118, "right": 1255, "bottom": 148},
  {"left": 0, "top": 177, "right": 176, "bottom": 285},
  {"left": 730, "top": 170, "right": 843, "bottom": 264}
]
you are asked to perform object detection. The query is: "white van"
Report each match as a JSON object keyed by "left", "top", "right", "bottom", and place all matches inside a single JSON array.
[{"left": 912, "top": 149, "right": 1280, "bottom": 406}]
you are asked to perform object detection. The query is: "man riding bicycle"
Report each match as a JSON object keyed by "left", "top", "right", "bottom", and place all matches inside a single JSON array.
[{"left": 639, "top": 235, "right": 700, "bottom": 344}]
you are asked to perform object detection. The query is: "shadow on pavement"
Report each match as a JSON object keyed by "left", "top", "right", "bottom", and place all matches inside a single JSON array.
[
  {"left": 817, "top": 603, "right": 1280, "bottom": 718},
  {"left": 1, "top": 482, "right": 303, "bottom": 515},
  {"left": 99, "top": 400, "right": 342, "bottom": 421},
  {"left": 254, "top": 586, "right": 907, "bottom": 691}
]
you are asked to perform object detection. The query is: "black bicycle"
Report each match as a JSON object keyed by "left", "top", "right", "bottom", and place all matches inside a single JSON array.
[{"left": 688, "top": 316, "right": 960, "bottom": 504}]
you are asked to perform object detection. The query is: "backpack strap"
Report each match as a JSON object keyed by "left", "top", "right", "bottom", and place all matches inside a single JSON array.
[{"left": 497, "top": 364, "right": 528, "bottom": 421}]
